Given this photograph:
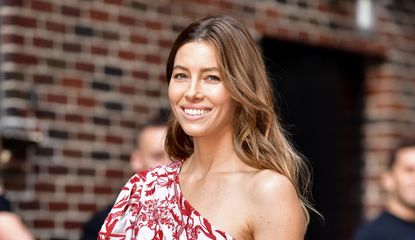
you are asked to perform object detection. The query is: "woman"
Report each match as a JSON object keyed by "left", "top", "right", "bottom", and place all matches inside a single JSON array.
[{"left": 99, "top": 16, "right": 313, "bottom": 239}]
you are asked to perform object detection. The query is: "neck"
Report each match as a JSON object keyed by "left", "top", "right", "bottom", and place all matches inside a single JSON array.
[
  {"left": 386, "top": 199, "right": 415, "bottom": 222},
  {"left": 184, "top": 127, "right": 238, "bottom": 175}
]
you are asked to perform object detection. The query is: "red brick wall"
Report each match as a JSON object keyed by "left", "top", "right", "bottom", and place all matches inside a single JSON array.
[{"left": 0, "top": 0, "right": 414, "bottom": 239}]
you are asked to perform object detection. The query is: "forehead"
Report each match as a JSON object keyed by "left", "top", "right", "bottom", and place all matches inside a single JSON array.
[
  {"left": 395, "top": 147, "right": 415, "bottom": 168},
  {"left": 174, "top": 41, "right": 219, "bottom": 65}
]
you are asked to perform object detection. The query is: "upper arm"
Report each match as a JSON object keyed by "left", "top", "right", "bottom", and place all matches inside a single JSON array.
[{"left": 250, "top": 172, "right": 306, "bottom": 240}]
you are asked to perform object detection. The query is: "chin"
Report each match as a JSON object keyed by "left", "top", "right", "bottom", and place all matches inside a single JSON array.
[{"left": 181, "top": 126, "right": 208, "bottom": 137}]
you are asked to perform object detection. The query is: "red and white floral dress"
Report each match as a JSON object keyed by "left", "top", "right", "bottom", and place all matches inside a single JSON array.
[{"left": 98, "top": 161, "right": 233, "bottom": 240}]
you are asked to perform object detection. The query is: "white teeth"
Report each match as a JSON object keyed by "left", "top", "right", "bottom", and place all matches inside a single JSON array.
[{"left": 184, "top": 108, "right": 210, "bottom": 116}]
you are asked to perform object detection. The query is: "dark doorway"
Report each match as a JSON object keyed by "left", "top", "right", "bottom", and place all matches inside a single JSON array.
[{"left": 261, "top": 38, "right": 365, "bottom": 240}]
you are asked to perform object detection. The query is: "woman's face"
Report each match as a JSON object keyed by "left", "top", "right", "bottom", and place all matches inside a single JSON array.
[{"left": 168, "top": 41, "right": 235, "bottom": 138}]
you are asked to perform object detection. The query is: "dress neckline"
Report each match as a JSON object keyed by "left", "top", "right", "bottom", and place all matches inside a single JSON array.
[{"left": 174, "top": 160, "right": 234, "bottom": 239}]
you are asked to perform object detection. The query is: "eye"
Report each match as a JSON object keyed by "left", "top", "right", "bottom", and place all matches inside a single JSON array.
[
  {"left": 206, "top": 75, "right": 220, "bottom": 82},
  {"left": 173, "top": 73, "right": 187, "bottom": 80}
]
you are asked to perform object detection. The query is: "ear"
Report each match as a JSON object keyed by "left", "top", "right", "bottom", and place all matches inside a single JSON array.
[
  {"left": 130, "top": 150, "right": 144, "bottom": 172},
  {"left": 381, "top": 171, "right": 395, "bottom": 193}
]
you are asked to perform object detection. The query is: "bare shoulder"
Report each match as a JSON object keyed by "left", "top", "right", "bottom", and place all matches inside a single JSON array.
[
  {"left": 246, "top": 170, "right": 306, "bottom": 240},
  {"left": 249, "top": 170, "right": 299, "bottom": 201}
]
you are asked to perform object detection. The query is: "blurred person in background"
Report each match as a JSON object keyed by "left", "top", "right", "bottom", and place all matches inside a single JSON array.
[
  {"left": 0, "top": 184, "right": 34, "bottom": 240},
  {"left": 80, "top": 115, "right": 170, "bottom": 240},
  {"left": 354, "top": 140, "right": 415, "bottom": 240}
]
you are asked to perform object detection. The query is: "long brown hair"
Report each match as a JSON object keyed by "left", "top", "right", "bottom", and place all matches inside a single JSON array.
[{"left": 165, "top": 15, "right": 314, "bottom": 223}]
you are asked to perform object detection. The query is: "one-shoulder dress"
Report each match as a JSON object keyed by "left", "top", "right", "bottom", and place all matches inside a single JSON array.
[{"left": 98, "top": 161, "right": 233, "bottom": 240}]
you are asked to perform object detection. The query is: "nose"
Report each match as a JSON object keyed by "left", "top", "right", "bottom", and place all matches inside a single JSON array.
[{"left": 185, "top": 78, "right": 202, "bottom": 99}]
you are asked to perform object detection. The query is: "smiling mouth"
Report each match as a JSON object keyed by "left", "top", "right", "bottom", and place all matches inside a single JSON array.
[{"left": 183, "top": 108, "right": 212, "bottom": 116}]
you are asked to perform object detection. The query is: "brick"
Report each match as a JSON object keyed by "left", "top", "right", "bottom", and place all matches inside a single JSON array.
[
  {"left": 219, "top": 0, "right": 233, "bottom": 10},
  {"left": 120, "top": 153, "right": 130, "bottom": 162},
  {"left": 106, "top": 169, "right": 124, "bottom": 178},
  {"left": 77, "top": 96, "right": 97, "bottom": 107},
  {"left": 36, "top": 109, "right": 56, "bottom": 120},
  {"left": 91, "top": 81, "right": 111, "bottom": 91},
  {"left": 106, "top": 135, "right": 123, "bottom": 144},
  {"left": 131, "top": 1, "right": 147, "bottom": 11},
  {"left": 145, "top": 54, "right": 161, "bottom": 64},
  {"left": 47, "top": 93, "right": 68, "bottom": 104},
  {"left": 120, "top": 120, "right": 136, "bottom": 129},
  {"left": 91, "top": 151, "right": 110, "bottom": 160},
  {"left": 46, "top": 58, "right": 67, "bottom": 68},
  {"left": 5, "top": 107, "right": 28, "bottom": 117},
  {"left": 62, "top": 77, "right": 83, "bottom": 89},
  {"left": 145, "top": 20, "right": 162, "bottom": 30},
  {"left": 46, "top": 20, "right": 66, "bottom": 33},
  {"left": 31, "top": 0, "right": 53, "bottom": 12},
  {"left": 5, "top": 89, "right": 28, "bottom": 100},
  {"left": 65, "top": 185, "right": 84, "bottom": 193},
  {"left": 118, "top": 15, "right": 136, "bottom": 26},
  {"left": 89, "top": 9, "right": 109, "bottom": 21},
  {"left": 77, "top": 132, "right": 96, "bottom": 142},
  {"left": 101, "top": 30, "right": 119, "bottom": 40},
  {"left": 78, "top": 203, "right": 97, "bottom": 212},
  {"left": 105, "top": 0, "right": 123, "bottom": 5},
  {"left": 118, "top": 85, "right": 135, "bottom": 95},
  {"left": 104, "top": 65, "right": 123, "bottom": 76},
  {"left": 32, "top": 73, "right": 52, "bottom": 85},
  {"left": 157, "top": 6, "right": 171, "bottom": 14},
  {"left": 94, "top": 186, "right": 112, "bottom": 194},
  {"left": 77, "top": 168, "right": 95, "bottom": 176},
  {"left": 62, "top": 42, "right": 82, "bottom": 52},
  {"left": 134, "top": 105, "right": 150, "bottom": 114},
  {"left": 49, "top": 201, "right": 69, "bottom": 211},
  {"left": 63, "top": 149, "right": 83, "bottom": 158},
  {"left": 93, "top": 116, "right": 111, "bottom": 126},
  {"left": 48, "top": 129, "right": 69, "bottom": 139},
  {"left": 64, "top": 220, "right": 83, "bottom": 229},
  {"left": 75, "top": 62, "right": 95, "bottom": 72},
  {"left": 1, "top": 0, "right": 24, "bottom": 6},
  {"left": 266, "top": 8, "right": 279, "bottom": 18},
  {"left": 130, "top": 34, "right": 148, "bottom": 44},
  {"left": 134, "top": 105, "right": 149, "bottom": 114},
  {"left": 4, "top": 71, "right": 24, "bottom": 81},
  {"left": 132, "top": 70, "right": 149, "bottom": 79},
  {"left": 64, "top": 113, "right": 84, "bottom": 123},
  {"left": 35, "top": 147, "right": 54, "bottom": 157},
  {"left": 158, "top": 38, "right": 172, "bottom": 48},
  {"left": 3, "top": 15, "right": 37, "bottom": 28},
  {"left": 74, "top": 25, "right": 94, "bottom": 37},
  {"left": 2, "top": 34, "right": 25, "bottom": 45},
  {"left": 35, "top": 182, "right": 55, "bottom": 192},
  {"left": 3, "top": 179, "right": 26, "bottom": 191},
  {"left": 4, "top": 53, "right": 38, "bottom": 65},
  {"left": 242, "top": 5, "right": 255, "bottom": 13},
  {"left": 33, "top": 36, "right": 53, "bottom": 48},
  {"left": 118, "top": 50, "right": 136, "bottom": 60},
  {"left": 48, "top": 166, "right": 69, "bottom": 175},
  {"left": 91, "top": 46, "right": 108, "bottom": 55},
  {"left": 19, "top": 200, "right": 40, "bottom": 210},
  {"left": 33, "top": 219, "right": 55, "bottom": 228},
  {"left": 104, "top": 101, "right": 123, "bottom": 111},
  {"left": 61, "top": 5, "right": 81, "bottom": 17},
  {"left": 146, "top": 90, "right": 161, "bottom": 97}
]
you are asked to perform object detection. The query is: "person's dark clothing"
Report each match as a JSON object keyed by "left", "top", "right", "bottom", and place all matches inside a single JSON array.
[
  {"left": 354, "top": 210, "right": 415, "bottom": 240},
  {"left": 80, "top": 204, "right": 112, "bottom": 240},
  {"left": 0, "top": 195, "right": 13, "bottom": 212}
]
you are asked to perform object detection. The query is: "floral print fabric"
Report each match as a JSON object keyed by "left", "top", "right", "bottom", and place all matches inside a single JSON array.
[{"left": 98, "top": 161, "right": 233, "bottom": 240}]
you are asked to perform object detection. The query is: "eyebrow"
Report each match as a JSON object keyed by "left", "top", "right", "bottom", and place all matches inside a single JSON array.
[{"left": 173, "top": 65, "right": 219, "bottom": 73}]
